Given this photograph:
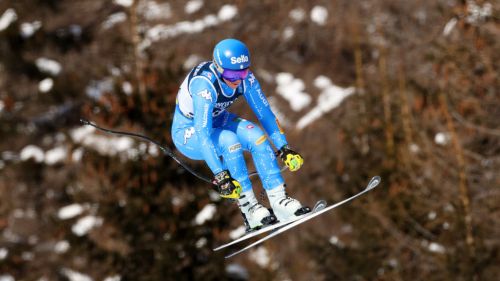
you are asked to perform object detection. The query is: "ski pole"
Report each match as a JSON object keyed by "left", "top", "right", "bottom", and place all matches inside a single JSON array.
[{"left": 79, "top": 119, "right": 286, "bottom": 185}]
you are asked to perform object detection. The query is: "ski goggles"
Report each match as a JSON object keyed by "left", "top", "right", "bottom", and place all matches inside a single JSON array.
[{"left": 220, "top": 68, "right": 249, "bottom": 82}]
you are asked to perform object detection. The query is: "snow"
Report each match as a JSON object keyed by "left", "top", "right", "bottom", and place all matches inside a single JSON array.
[
  {"left": 428, "top": 242, "right": 446, "bottom": 254},
  {"left": 142, "top": 5, "right": 237, "bottom": 49},
  {"left": 44, "top": 146, "right": 67, "bottom": 165},
  {"left": 289, "top": 8, "right": 306, "bottom": 22},
  {"left": 195, "top": 237, "right": 207, "bottom": 248},
  {"left": 35, "top": 58, "right": 62, "bottom": 76},
  {"left": 185, "top": 0, "right": 204, "bottom": 14},
  {"left": 194, "top": 204, "right": 216, "bottom": 225},
  {"left": 39, "top": 78, "right": 54, "bottom": 93},
  {"left": 296, "top": 76, "right": 355, "bottom": 130},
  {"left": 102, "top": 12, "right": 127, "bottom": 30},
  {"left": 311, "top": 6, "right": 328, "bottom": 26},
  {"left": 229, "top": 225, "right": 246, "bottom": 239},
  {"left": 0, "top": 9, "right": 17, "bottom": 31},
  {"left": 218, "top": 5, "right": 237, "bottom": 21},
  {"left": 61, "top": 268, "right": 93, "bottom": 281},
  {"left": 70, "top": 125, "right": 138, "bottom": 159},
  {"left": 20, "top": 21, "right": 42, "bottom": 38},
  {"left": 72, "top": 147, "right": 84, "bottom": 162},
  {"left": 466, "top": 1, "right": 492, "bottom": 24},
  {"left": 0, "top": 275, "right": 14, "bottom": 281},
  {"left": 282, "top": 27, "right": 294, "bottom": 40},
  {"left": 103, "top": 275, "right": 121, "bottom": 281},
  {"left": 427, "top": 211, "right": 437, "bottom": 220},
  {"left": 275, "top": 72, "right": 311, "bottom": 112},
  {"left": 140, "top": 1, "right": 172, "bottom": 20},
  {"left": 113, "top": 0, "right": 132, "bottom": 7},
  {"left": 183, "top": 54, "right": 202, "bottom": 70},
  {"left": 71, "top": 215, "right": 103, "bottom": 236},
  {"left": 226, "top": 264, "right": 249, "bottom": 280},
  {"left": 20, "top": 145, "right": 45, "bottom": 162},
  {"left": 122, "top": 81, "right": 133, "bottom": 95},
  {"left": 249, "top": 247, "right": 271, "bottom": 268},
  {"left": 85, "top": 78, "right": 113, "bottom": 100},
  {"left": 434, "top": 132, "right": 451, "bottom": 145},
  {"left": 443, "top": 18, "right": 457, "bottom": 36},
  {"left": 54, "top": 240, "right": 70, "bottom": 253},
  {"left": 58, "top": 203, "right": 86, "bottom": 220},
  {"left": 0, "top": 248, "right": 8, "bottom": 260}
]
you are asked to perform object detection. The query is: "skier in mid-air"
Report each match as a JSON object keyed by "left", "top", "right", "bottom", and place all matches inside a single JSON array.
[{"left": 171, "top": 38, "right": 310, "bottom": 231}]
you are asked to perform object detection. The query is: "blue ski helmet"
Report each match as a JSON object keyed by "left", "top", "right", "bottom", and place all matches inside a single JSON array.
[{"left": 213, "top": 38, "right": 251, "bottom": 71}]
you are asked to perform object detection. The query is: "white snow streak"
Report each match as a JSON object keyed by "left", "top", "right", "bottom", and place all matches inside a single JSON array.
[
  {"left": 20, "top": 145, "right": 45, "bottom": 162},
  {"left": 311, "top": 6, "right": 328, "bottom": 26},
  {"left": 296, "top": 76, "right": 355, "bottom": 130},
  {"left": 72, "top": 215, "right": 103, "bottom": 236},
  {"left": 20, "top": 21, "right": 42, "bottom": 38},
  {"left": 0, "top": 9, "right": 17, "bottom": 31},
  {"left": 275, "top": 72, "right": 311, "bottom": 112},
  {"left": 434, "top": 132, "right": 451, "bottom": 146},
  {"left": 141, "top": 5, "right": 237, "bottom": 51},
  {"left": 249, "top": 247, "right": 271, "bottom": 268},
  {"left": 194, "top": 204, "right": 216, "bottom": 225},
  {"left": 39, "top": 78, "right": 54, "bottom": 93},
  {"left": 185, "top": 0, "right": 204, "bottom": 14},
  {"left": 35, "top": 58, "right": 62, "bottom": 76},
  {"left": 58, "top": 204, "right": 86, "bottom": 220},
  {"left": 61, "top": 268, "right": 93, "bottom": 281}
]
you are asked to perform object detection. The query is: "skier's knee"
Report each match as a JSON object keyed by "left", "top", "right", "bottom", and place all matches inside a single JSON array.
[
  {"left": 218, "top": 130, "right": 242, "bottom": 153},
  {"left": 246, "top": 126, "right": 267, "bottom": 148}
]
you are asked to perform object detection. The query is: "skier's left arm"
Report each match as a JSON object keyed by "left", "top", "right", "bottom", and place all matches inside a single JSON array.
[{"left": 243, "top": 72, "right": 304, "bottom": 171}]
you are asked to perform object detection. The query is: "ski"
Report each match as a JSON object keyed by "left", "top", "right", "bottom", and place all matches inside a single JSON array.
[
  {"left": 213, "top": 200, "right": 327, "bottom": 252},
  {"left": 224, "top": 176, "right": 381, "bottom": 259}
]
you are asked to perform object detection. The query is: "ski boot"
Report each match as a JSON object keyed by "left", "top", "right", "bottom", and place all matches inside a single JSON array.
[
  {"left": 238, "top": 190, "right": 277, "bottom": 231},
  {"left": 266, "top": 184, "right": 310, "bottom": 222}
]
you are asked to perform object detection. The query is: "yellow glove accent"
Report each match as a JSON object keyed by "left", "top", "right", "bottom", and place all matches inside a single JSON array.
[
  {"left": 284, "top": 153, "right": 304, "bottom": 172},
  {"left": 219, "top": 180, "right": 242, "bottom": 199}
]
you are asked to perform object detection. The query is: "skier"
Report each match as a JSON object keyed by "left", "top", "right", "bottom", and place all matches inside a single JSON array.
[{"left": 171, "top": 38, "right": 310, "bottom": 231}]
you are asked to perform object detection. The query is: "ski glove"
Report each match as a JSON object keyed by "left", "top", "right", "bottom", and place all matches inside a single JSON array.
[
  {"left": 213, "top": 170, "right": 242, "bottom": 199},
  {"left": 276, "top": 145, "right": 304, "bottom": 172}
]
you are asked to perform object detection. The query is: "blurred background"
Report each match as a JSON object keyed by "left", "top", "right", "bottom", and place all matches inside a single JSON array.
[{"left": 0, "top": 0, "right": 498, "bottom": 280}]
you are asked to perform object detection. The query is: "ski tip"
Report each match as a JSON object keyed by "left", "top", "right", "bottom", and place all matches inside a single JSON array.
[{"left": 366, "top": 176, "right": 381, "bottom": 191}]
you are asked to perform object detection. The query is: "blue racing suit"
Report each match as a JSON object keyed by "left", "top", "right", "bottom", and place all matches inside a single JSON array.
[{"left": 171, "top": 61, "right": 288, "bottom": 192}]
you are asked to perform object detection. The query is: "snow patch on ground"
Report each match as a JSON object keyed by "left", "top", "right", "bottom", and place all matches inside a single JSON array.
[
  {"left": 434, "top": 132, "right": 451, "bottom": 145},
  {"left": 35, "top": 58, "right": 62, "bottom": 76},
  {"left": 194, "top": 204, "right": 216, "bottom": 225},
  {"left": 39, "top": 78, "right": 54, "bottom": 93},
  {"left": 61, "top": 268, "right": 93, "bottom": 281},
  {"left": 229, "top": 225, "right": 246, "bottom": 239},
  {"left": 72, "top": 215, "right": 103, "bottom": 236},
  {"left": 58, "top": 204, "right": 87, "bottom": 220},
  {"left": 20, "top": 21, "right": 42, "bottom": 38},
  {"left": 185, "top": 0, "right": 204, "bottom": 14},
  {"left": 275, "top": 72, "right": 311, "bottom": 112},
  {"left": 249, "top": 247, "right": 271, "bottom": 268},
  {"left": 140, "top": 5, "right": 237, "bottom": 51},
  {"left": 311, "top": 6, "right": 328, "bottom": 25},
  {"left": 296, "top": 76, "right": 355, "bottom": 129},
  {"left": 20, "top": 145, "right": 45, "bottom": 162},
  {"left": 0, "top": 9, "right": 17, "bottom": 31},
  {"left": 102, "top": 12, "right": 127, "bottom": 29}
]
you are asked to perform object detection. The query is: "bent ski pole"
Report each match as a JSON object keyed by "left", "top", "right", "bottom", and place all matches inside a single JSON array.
[{"left": 79, "top": 118, "right": 286, "bottom": 185}]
